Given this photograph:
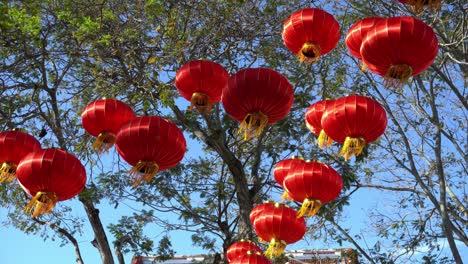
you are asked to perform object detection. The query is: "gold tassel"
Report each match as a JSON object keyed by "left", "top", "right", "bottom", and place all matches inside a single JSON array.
[
  {"left": 297, "top": 198, "right": 322, "bottom": 218},
  {"left": 339, "top": 137, "right": 366, "bottom": 161},
  {"left": 297, "top": 42, "right": 321, "bottom": 64},
  {"left": 0, "top": 162, "right": 17, "bottom": 183},
  {"left": 359, "top": 61, "right": 368, "bottom": 72},
  {"left": 264, "top": 238, "right": 287, "bottom": 259},
  {"left": 129, "top": 160, "right": 159, "bottom": 187},
  {"left": 280, "top": 191, "right": 292, "bottom": 201},
  {"left": 25, "top": 192, "right": 58, "bottom": 217},
  {"left": 190, "top": 92, "right": 212, "bottom": 114},
  {"left": 317, "top": 129, "right": 333, "bottom": 149},
  {"left": 384, "top": 64, "right": 413, "bottom": 90},
  {"left": 92, "top": 131, "right": 116, "bottom": 154},
  {"left": 238, "top": 112, "right": 268, "bottom": 141}
]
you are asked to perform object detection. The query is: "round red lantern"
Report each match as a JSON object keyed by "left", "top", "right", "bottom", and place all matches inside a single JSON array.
[
  {"left": 282, "top": 8, "right": 340, "bottom": 64},
  {"left": 305, "top": 99, "right": 335, "bottom": 148},
  {"left": 175, "top": 60, "right": 229, "bottom": 114},
  {"left": 115, "top": 116, "right": 186, "bottom": 187},
  {"left": 16, "top": 148, "right": 86, "bottom": 217},
  {"left": 361, "top": 16, "right": 438, "bottom": 87},
  {"left": 222, "top": 68, "right": 293, "bottom": 140},
  {"left": 81, "top": 98, "right": 135, "bottom": 153},
  {"left": 273, "top": 157, "right": 304, "bottom": 200},
  {"left": 227, "top": 240, "right": 263, "bottom": 263},
  {"left": 230, "top": 251, "right": 271, "bottom": 264},
  {"left": 345, "top": 17, "right": 383, "bottom": 67},
  {"left": 321, "top": 94, "right": 387, "bottom": 161},
  {"left": 250, "top": 201, "right": 275, "bottom": 224},
  {"left": 283, "top": 160, "right": 343, "bottom": 217},
  {"left": 252, "top": 202, "right": 306, "bottom": 258},
  {"left": 0, "top": 130, "right": 41, "bottom": 183},
  {"left": 398, "top": 0, "right": 442, "bottom": 13}
]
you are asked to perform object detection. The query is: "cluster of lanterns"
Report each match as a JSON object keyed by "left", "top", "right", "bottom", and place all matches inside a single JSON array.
[{"left": 0, "top": 1, "right": 440, "bottom": 261}]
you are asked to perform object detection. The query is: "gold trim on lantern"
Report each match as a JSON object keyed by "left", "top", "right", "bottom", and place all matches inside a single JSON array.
[
  {"left": 340, "top": 136, "right": 366, "bottom": 161},
  {"left": 190, "top": 92, "right": 212, "bottom": 114},
  {"left": 92, "top": 131, "right": 117, "bottom": 154},
  {"left": 238, "top": 111, "right": 269, "bottom": 141},
  {"left": 264, "top": 238, "right": 287, "bottom": 259},
  {"left": 384, "top": 64, "right": 413, "bottom": 90},
  {"left": 297, "top": 198, "right": 322, "bottom": 218},
  {"left": 298, "top": 42, "right": 322, "bottom": 64},
  {"left": 129, "top": 160, "right": 160, "bottom": 187},
  {"left": 0, "top": 162, "right": 17, "bottom": 183},
  {"left": 25, "top": 191, "right": 58, "bottom": 217}
]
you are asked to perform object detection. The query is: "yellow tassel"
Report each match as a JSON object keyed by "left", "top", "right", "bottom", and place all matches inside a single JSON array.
[
  {"left": 280, "top": 191, "right": 292, "bottom": 201},
  {"left": 25, "top": 192, "right": 58, "bottom": 217},
  {"left": 129, "top": 160, "right": 159, "bottom": 187},
  {"left": 384, "top": 64, "right": 413, "bottom": 90},
  {"left": 359, "top": 61, "right": 368, "bottom": 72},
  {"left": 238, "top": 112, "right": 268, "bottom": 141},
  {"left": 297, "top": 42, "right": 321, "bottom": 64},
  {"left": 190, "top": 92, "right": 212, "bottom": 114},
  {"left": 339, "top": 137, "right": 366, "bottom": 161},
  {"left": 264, "top": 238, "right": 287, "bottom": 259},
  {"left": 92, "top": 131, "right": 116, "bottom": 154},
  {"left": 0, "top": 162, "right": 17, "bottom": 183},
  {"left": 297, "top": 198, "right": 322, "bottom": 218},
  {"left": 317, "top": 129, "right": 333, "bottom": 149}
]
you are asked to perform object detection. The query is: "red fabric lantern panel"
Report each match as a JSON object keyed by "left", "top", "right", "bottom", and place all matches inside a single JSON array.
[
  {"left": 282, "top": 8, "right": 340, "bottom": 64},
  {"left": 250, "top": 201, "right": 275, "bottom": 224},
  {"left": 321, "top": 94, "right": 387, "bottom": 161},
  {"left": 305, "top": 99, "right": 335, "bottom": 148},
  {"left": 252, "top": 202, "right": 306, "bottom": 258},
  {"left": 175, "top": 60, "right": 229, "bottom": 114},
  {"left": 230, "top": 251, "right": 271, "bottom": 264},
  {"left": 16, "top": 148, "right": 86, "bottom": 217},
  {"left": 0, "top": 130, "right": 41, "bottom": 183},
  {"left": 398, "top": 0, "right": 442, "bottom": 13},
  {"left": 361, "top": 16, "right": 438, "bottom": 87},
  {"left": 283, "top": 160, "right": 343, "bottom": 217},
  {"left": 116, "top": 116, "right": 186, "bottom": 187},
  {"left": 222, "top": 68, "right": 293, "bottom": 140},
  {"left": 345, "top": 17, "right": 383, "bottom": 61},
  {"left": 81, "top": 98, "right": 135, "bottom": 153},
  {"left": 226, "top": 240, "right": 263, "bottom": 263},
  {"left": 273, "top": 157, "right": 304, "bottom": 200}
]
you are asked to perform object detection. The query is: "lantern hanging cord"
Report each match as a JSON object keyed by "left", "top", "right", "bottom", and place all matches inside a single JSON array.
[
  {"left": 190, "top": 92, "right": 212, "bottom": 114},
  {"left": 297, "top": 198, "right": 322, "bottom": 218},
  {"left": 298, "top": 42, "right": 321, "bottom": 64},
  {"left": 264, "top": 238, "right": 287, "bottom": 259},
  {"left": 129, "top": 160, "right": 159, "bottom": 187},
  {"left": 0, "top": 162, "right": 17, "bottom": 183},
  {"left": 340, "top": 137, "right": 366, "bottom": 161},
  {"left": 25, "top": 191, "right": 58, "bottom": 217},
  {"left": 317, "top": 129, "right": 333, "bottom": 149},
  {"left": 384, "top": 64, "right": 413, "bottom": 90},
  {"left": 92, "top": 131, "right": 117, "bottom": 154},
  {"left": 238, "top": 111, "right": 268, "bottom": 140}
]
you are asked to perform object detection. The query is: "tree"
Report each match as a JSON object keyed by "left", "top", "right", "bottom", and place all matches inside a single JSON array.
[{"left": 0, "top": 0, "right": 466, "bottom": 263}]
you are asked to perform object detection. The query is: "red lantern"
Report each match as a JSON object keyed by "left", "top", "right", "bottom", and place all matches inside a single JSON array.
[
  {"left": 16, "top": 148, "right": 86, "bottom": 217},
  {"left": 321, "top": 94, "right": 387, "bottom": 161},
  {"left": 398, "top": 0, "right": 442, "bottom": 13},
  {"left": 0, "top": 130, "right": 41, "bottom": 183},
  {"left": 283, "top": 160, "right": 343, "bottom": 217},
  {"left": 230, "top": 251, "right": 271, "bottom": 264},
  {"left": 361, "top": 16, "right": 438, "bottom": 87},
  {"left": 227, "top": 240, "right": 263, "bottom": 263},
  {"left": 252, "top": 202, "right": 306, "bottom": 258},
  {"left": 222, "top": 68, "right": 293, "bottom": 140},
  {"left": 175, "top": 60, "right": 229, "bottom": 114},
  {"left": 305, "top": 99, "right": 335, "bottom": 148},
  {"left": 116, "top": 116, "right": 186, "bottom": 187},
  {"left": 250, "top": 201, "right": 275, "bottom": 224},
  {"left": 81, "top": 98, "right": 135, "bottom": 153},
  {"left": 345, "top": 17, "right": 383, "bottom": 69},
  {"left": 273, "top": 157, "right": 304, "bottom": 200},
  {"left": 282, "top": 8, "right": 340, "bottom": 64}
]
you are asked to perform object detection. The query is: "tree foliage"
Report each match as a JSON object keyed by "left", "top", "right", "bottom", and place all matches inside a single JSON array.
[{"left": 0, "top": 0, "right": 466, "bottom": 263}]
